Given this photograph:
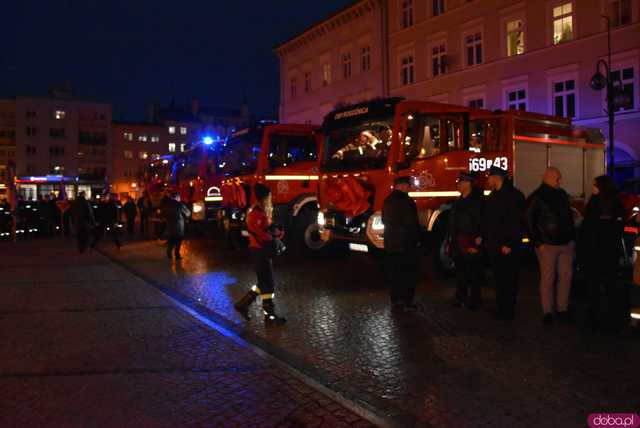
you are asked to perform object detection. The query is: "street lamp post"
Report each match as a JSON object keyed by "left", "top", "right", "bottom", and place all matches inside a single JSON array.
[{"left": 590, "top": 16, "right": 615, "bottom": 177}]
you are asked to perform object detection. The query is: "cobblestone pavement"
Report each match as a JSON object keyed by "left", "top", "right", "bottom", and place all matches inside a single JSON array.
[
  {"left": 98, "top": 235, "right": 640, "bottom": 428},
  {"left": 0, "top": 239, "right": 378, "bottom": 428}
]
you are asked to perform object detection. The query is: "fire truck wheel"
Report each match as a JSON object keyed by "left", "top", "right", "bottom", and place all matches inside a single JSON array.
[
  {"left": 433, "top": 229, "right": 456, "bottom": 277},
  {"left": 297, "top": 208, "right": 327, "bottom": 252}
]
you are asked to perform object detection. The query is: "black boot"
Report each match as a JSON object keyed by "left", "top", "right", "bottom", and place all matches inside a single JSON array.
[
  {"left": 263, "top": 300, "right": 286, "bottom": 325},
  {"left": 234, "top": 290, "right": 258, "bottom": 320}
]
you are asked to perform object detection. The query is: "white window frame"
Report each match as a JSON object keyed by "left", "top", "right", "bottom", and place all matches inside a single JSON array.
[
  {"left": 168, "top": 126, "right": 175, "bottom": 134},
  {"left": 399, "top": 51, "right": 415, "bottom": 86},
  {"left": 138, "top": 135, "right": 147, "bottom": 142},
  {"left": 180, "top": 143, "right": 186, "bottom": 152},
  {"left": 401, "top": 0, "right": 414, "bottom": 29},
  {"left": 503, "top": 82, "right": 529, "bottom": 111},
  {"left": 462, "top": 28, "right": 484, "bottom": 67},
  {"left": 180, "top": 126, "right": 187, "bottom": 135},
  {"left": 150, "top": 136, "right": 160, "bottom": 143},
  {"left": 342, "top": 52, "right": 352, "bottom": 79},
  {"left": 547, "top": 70, "right": 579, "bottom": 118},
  {"left": 168, "top": 143, "right": 176, "bottom": 152},
  {"left": 610, "top": 59, "right": 638, "bottom": 114},
  {"left": 501, "top": 12, "right": 526, "bottom": 57},
  {"left": 361, "top": 45, "right": 372, "bottom": 72},
  {"left": 429, "top": 40, "right": 447, "bottom": 78},
  {"left": 432, "top": 0, "right": 446, "bottom": 17},
  {"left": 549, "top": 0, "right": 574, "bottom": 45}
]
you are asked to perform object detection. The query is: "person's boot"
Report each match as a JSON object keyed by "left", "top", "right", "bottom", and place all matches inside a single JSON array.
[
  {"left": 234, "top": 290, "right": 258, "bottom": 320},
  {"left": 262, "top": 300, "right": 286, "bottom": 325}
]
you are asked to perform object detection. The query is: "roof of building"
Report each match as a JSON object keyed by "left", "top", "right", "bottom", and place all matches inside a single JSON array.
[{"left": 273, "top": 0, "right": 373, "bottom": 53}]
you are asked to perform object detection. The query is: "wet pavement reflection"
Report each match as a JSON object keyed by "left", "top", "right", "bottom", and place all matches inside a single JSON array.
[{"left": 104, "top": 237, "right": 640, "bottom": 427}]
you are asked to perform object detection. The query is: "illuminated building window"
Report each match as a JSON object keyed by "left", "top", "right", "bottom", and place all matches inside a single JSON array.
[
  {"left": 151, "top": 153, "right": 160, "bottom": 160},
  {"left": 342, "top": 53, "right": 352, "bottom": 79},
  {"left": 168, "top": 143, "right": 176, "bottom": 152},
  {"left": 401, "top": 0, "right": 414, "bottom": 28},
  {"left": 506, "top": 19, "right": 525, "bottom": 56},
  {"left": 432, "top": 0, "right": 445, "bottom": 16},
  {"left": 139, "top": 151, "right": 148, "bottom": 160},
  {"left": 506, "top": 88, "right": 527, "bottom": 110},
  {"left": 123, "top": 132, "right": 133, "bottom": 141},
  {"left": 465, "top": 32, "right": 483, "bottom": 66},
  {"left": 322, "top": 63, "right": 331, "bottom": 86},
  {"left": 431, "top": 43, "right": 446, "bottom": 77},
  {"left": 609, "top": 0, "right": 632, "bottom": 27},
  {"left": 400, "top": 54, "right": 415, "bottom": 85},
  {"left": 361, "top": 46, "right": 371, "bottom": 72},
  {"left": 552, "top": 2, "right": 573, "bottom": 44},
  {"left": 55, "top": 110, "right": 66, "bottom": 120},
  {"left": 180, "top": 143, "right": 186, "bottom": 152},
  {"left": 180, "top": 126, "right": 187, "bottom": 135},
  {"left": 150, "top": 135, "right": 160, "bottom": 142},
  {"left": 138, "top": 135, "right": 148, "bottom": 142},
  {"left": 124, "top": 150, "right": 133, "bottom": 159},
  {"left": 553, "top": 79, "right": 576, "bottom": 118},
  {"left": 168, "top": 126, "right": 176, "bottom": 134}
]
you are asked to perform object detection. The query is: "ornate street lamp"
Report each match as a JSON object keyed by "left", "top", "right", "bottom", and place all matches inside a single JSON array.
[{"left": 591, "top": 56, "right": 615, "bottom": 177}]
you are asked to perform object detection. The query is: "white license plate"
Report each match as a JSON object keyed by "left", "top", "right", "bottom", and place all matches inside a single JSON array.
[{"left": 349, "top": 243, "right": 369, "bottom": 253}]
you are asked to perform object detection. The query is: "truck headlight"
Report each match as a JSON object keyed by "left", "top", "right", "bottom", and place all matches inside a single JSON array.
[{"left": 317, "top": 211, "right": 325, "bottom": 227}]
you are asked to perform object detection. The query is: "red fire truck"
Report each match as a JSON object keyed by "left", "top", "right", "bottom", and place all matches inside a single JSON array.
[
  {"left": 219, "top": 122, "right": 322, "bottom": 249},
  {"left": 316, "top": 98, "right": 606, "bottom": 272}
]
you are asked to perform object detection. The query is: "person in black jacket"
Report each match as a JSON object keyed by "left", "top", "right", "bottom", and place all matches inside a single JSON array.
[
  {"left": 92, "top": 193, "right": 121, "bottom": 249},
  {"left": 161, "top": 192, "right": 191, "bottom": 260},
  {"left": 137, "top": 192, "right": 151, "bottom": 236},
  {"left": 123, "top": 196, "right": 137, "bottom": 236},
  {"left": 527, "top": 167, "right": 575, "bottom": 324},
  {"left": 485, "top": 166, "right": 526, "bottom": 321},
  {"left": 382, "top": 176, "right": 420, "bottom": 311},
  {"left": 579, "top": 175, "right": 627, "bottom": 332},
  {"left": 449, "top": 172, "right": 484, "bottom": 310},
  {"left": 70, "top": 191, "right": 95, "bottom": 253}
]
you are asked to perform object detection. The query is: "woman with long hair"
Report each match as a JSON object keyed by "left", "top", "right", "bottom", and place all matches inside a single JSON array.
[
  {"left": 234, "top": 183, "right": 286, "bottom": 324},
  {"left": 579, "top": 175, "right": 627, "bottom": 331}
]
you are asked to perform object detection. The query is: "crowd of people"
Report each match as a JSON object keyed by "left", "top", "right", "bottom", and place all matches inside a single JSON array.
[{"left": 383, "top": 166, "right": 630, "bottom": 333}]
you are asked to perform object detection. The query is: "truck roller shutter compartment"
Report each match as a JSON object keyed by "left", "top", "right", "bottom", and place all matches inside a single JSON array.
[{"left": 514, "top": 141, "right": 548, "bottom": 198}]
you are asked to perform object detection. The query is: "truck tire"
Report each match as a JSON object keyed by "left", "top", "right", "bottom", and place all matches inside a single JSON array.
[
  {"left": 433, "top": 220, "right": 455, "bottom": 277},
  {"left": 296, "top": 207, "right": 327, "bottom": 252}
]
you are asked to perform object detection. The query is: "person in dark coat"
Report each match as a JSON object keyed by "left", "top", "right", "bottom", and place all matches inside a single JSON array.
[
  {"left": 579, "top": 175, "right": 627, "bottom": 332},
  {"left": 484, "top": 166, "right": 526, "bottom": 320},
  {"left": 527, "top": 167, "right": 576, "bottom": 324},
  {"left": 47, "top": 194, "right": 61, "bottom": 235},
  {"left": 382, "top": 176, "right": 421, "bottom": 311},
  {"left": 70, "top": 191, "right": 95, "bottom": 253},
  {"left": 161, "top": 192, "right": 191, "bottom": 260},
  {"left": 137, "top": 192, "right": 152, "bottom": 236},
  {"left": 123, "top": 196, "right": 137, "bottom": 236},
  {"left": 92, "top": 193, "right": 121, "bottom": 249},
  {"left": 449, "top": 172, "right": 484, "bottom": 310}
]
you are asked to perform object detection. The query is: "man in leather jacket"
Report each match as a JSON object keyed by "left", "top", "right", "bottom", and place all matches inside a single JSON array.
[{"left": 526, "top": 167, "right": 575, "bottom": 324}]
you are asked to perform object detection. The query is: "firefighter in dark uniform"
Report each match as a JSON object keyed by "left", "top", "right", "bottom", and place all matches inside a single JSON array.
[
  {"left": 382, "top": 176, "right": 420, "bottom": 311},
  {"left": 234, "top": 184, "right": 286, "bottom": 324},
  {"left": 449, "top": 172, "right": 484, "bottom": 310},
  {"left": 484, "top": 166, "right": 526, "bottom": 320}
]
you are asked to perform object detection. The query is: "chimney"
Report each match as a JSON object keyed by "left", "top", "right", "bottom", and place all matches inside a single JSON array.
[{"left": 191, "top": 97, "right": 199, "bottom": 116}]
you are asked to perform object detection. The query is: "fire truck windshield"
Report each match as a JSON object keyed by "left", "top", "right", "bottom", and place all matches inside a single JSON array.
[
  {"left": 218, "top": 133, "right": 261, "bottom": 177},
  {"left": 322, "top": 120, "right": 393, "bottom": 171}
]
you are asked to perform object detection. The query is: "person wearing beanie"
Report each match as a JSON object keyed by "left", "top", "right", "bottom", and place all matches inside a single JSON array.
[
  {"left": 234, "top": 183, "right": 287, "bottom": 324},
  {"left": 484, "top": 166, "right": 526, "bottom": 320},
  {"left": 382, "top": 175, "right": 420, "bottom": 311},
  {"left": 449, "top": 171, "right": 484, "bottom": 310}
]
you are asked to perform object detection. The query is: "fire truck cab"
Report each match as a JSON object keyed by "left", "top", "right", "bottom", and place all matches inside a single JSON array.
[
  {"left": 317, "top": 98, "right": 605, "bottom": 271},
  {"left": 219, "top": 122, "right": 323, "bottom": 249}
]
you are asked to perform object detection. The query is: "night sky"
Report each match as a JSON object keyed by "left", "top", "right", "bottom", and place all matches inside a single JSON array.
[{"left": 2, "top": 0, "right": 353, "bottom": 121}]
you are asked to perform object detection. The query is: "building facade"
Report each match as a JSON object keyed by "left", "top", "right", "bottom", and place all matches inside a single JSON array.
[
  {"left": 0, "top": 100, "right": 16, "bottom": 200},
  {"left": 111, "top": 121, "right": 168, "bottom": 198},
  {"left": 276, "top": 0, "right": 640, "bottom": 179},
  {"left": 275, "top": 0, "right": 387, "bottom": 125}
]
